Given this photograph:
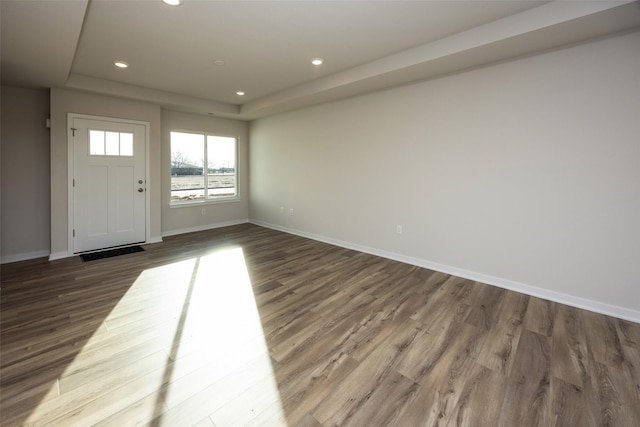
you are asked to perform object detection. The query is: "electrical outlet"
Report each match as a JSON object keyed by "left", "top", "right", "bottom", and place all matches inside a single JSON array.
[
  {"left": 396, "top": 225, "right": 403, "bottom": 235},
  {"left": 289, "top": 208, "right": 294, "bottom": 216},
  {"left": 280, "top": 206, "right": 285, "bottom": 214}
]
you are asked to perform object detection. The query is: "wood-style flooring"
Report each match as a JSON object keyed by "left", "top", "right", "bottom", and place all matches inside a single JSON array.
[{"left": 1, "top": 224, "right": 639, "bottom": 426}]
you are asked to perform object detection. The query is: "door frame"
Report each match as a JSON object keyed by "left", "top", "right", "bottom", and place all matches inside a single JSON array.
[{"left": 67, "top": 113, "right": 151, "bottom": 254}]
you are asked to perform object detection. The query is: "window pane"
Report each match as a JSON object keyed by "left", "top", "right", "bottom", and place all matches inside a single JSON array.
[
  {"left": 105, "top": 131, "right": 119, "bottom": 155},
  {"left": 170, "top": 132, "right": 205, "bottom": 202},
  {"left": 89, "top": 130, "right": 105, "bottom": 155},
  {"left": 120, "top": 133, "right": 133, "bottom": 156},
  {"left": 207, "top": 136, "right": 237, "bottom": 198}
]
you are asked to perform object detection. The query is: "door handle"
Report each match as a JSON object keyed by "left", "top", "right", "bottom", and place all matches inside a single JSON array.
[{"left": 138, "top": 188, "right": 144, "bottom": 193}]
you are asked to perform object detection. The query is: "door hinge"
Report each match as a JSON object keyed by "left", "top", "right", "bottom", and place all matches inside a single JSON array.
[
  {"left": 73, "top": 229, "right": 75, "bottom": 237},
  {"left": 73, "top": 179, "right": 75, "bottom": 187},
  {"left": 71, "top": 127, "right": 77, "bottom": 137}
]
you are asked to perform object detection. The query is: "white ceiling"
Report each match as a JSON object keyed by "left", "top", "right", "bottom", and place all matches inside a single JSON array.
[{"left": 2, "top": 0, "right": 640, "bottom": 120}]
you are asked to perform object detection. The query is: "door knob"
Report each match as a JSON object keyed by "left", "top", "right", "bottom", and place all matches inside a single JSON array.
[{"left": 138, "top": 188, "right": 144, "bottom": 192}]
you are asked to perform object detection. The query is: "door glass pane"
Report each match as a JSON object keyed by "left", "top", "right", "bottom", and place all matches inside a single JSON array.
[
  {"left": 105, "top": 131, "right": 119, "bottom": 155},
  {"left": 120, "top": 133, "right": 134, "bottom": 156},
  {"left": 89, "top": 130, "right": 105, "bottom": 155}
]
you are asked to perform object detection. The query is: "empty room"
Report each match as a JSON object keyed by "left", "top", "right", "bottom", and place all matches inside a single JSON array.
[{"left": 1, "top": 1, "right": 639, "bottom": 426}]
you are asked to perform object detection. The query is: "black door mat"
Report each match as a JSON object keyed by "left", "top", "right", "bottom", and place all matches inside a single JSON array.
[{"left": 80, "top": 245, "right": 144, "bottom": 262}]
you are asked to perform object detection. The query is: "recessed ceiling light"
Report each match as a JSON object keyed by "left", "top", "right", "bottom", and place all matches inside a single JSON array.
[
  {"left": 162, "top": 0, "right": 183, "bottom": 6},
  {"left": 213, "top": 60, "right": 226, "bottom": 66},
  {"left": 311, "top": 58, "right": 324, "bottom": 66},
  {"left": 236, "top": 91, "right": 246, "bottom": 96},
  {"left": 114, "top": 61, "right": 129, "bottom": 69}
]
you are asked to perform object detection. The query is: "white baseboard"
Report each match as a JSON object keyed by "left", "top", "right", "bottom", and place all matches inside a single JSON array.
[
  {"left": 49, "top": 251, "right": 72, "bottom": 261},
  {"left": 162, "top": 219, "right": 249, "bottom": 237},
  {"left": 250, "top": 219, "right": 640, "bottom": 324},
  {"left": 1, "top": 250, "right": 50, "bottom": 264}
]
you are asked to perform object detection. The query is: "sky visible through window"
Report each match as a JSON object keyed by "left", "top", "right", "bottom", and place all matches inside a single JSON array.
[{"left": 170, "top": 132, "right": 236, "bottom": 170}]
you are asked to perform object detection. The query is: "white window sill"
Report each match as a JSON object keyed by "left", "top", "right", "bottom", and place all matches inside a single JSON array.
[{"left": 169, "top": 195, "right": 241, "bottom": 208}]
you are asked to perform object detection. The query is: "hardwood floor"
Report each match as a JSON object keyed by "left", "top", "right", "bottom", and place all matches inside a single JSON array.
[{"left": 1, "top": 223, "right": 639, "bottom": 426}]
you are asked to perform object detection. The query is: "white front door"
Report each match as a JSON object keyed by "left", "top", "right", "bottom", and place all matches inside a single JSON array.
[{"left": 72, "top": 116, "right": 147, "bottom": 253}]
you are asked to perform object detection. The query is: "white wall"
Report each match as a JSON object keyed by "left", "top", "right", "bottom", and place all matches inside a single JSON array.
[
  {"left": 50, "top": 88, "right": 162, "bottom": 258},
  {"left": 249, "top": 31, "right": 640, "bottom": 321},
  {"left": 1, "top": 86, "right": 51, "bottom": 262},
  {"left": 161, "top": 109, "right": 249, "bottom": 235}
]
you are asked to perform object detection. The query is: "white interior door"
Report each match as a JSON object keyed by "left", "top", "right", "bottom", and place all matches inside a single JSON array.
[{"left": 72, "top": 117, "right": 147, "bottom": 253}]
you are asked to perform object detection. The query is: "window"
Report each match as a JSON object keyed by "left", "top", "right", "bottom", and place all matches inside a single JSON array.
[
  {"left": 170, "top": 131, "right": 238, "bottom": 204},
  {"left": 89, "top": 130, "right": 133, "bottom": 156}
]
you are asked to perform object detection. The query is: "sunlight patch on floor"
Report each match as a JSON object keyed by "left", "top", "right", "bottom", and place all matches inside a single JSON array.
[{"left": 26, "top": 248, "right": 288, "bottom": 426}]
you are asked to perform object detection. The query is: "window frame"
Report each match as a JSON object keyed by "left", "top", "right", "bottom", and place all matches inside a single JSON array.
[{"left": 169, "top": 130, "right": 240, "bottom": 207}]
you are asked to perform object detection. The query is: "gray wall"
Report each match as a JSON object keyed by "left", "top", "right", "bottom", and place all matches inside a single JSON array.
[
  {"left": 249, "top": 31, "right": 640, "bottom": 321},
  {"left": 1, "top": 86, "right": 51, "bottom": 263},
  {"left": 161, "top": 109, "right": 249, "bottom": 235}
]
